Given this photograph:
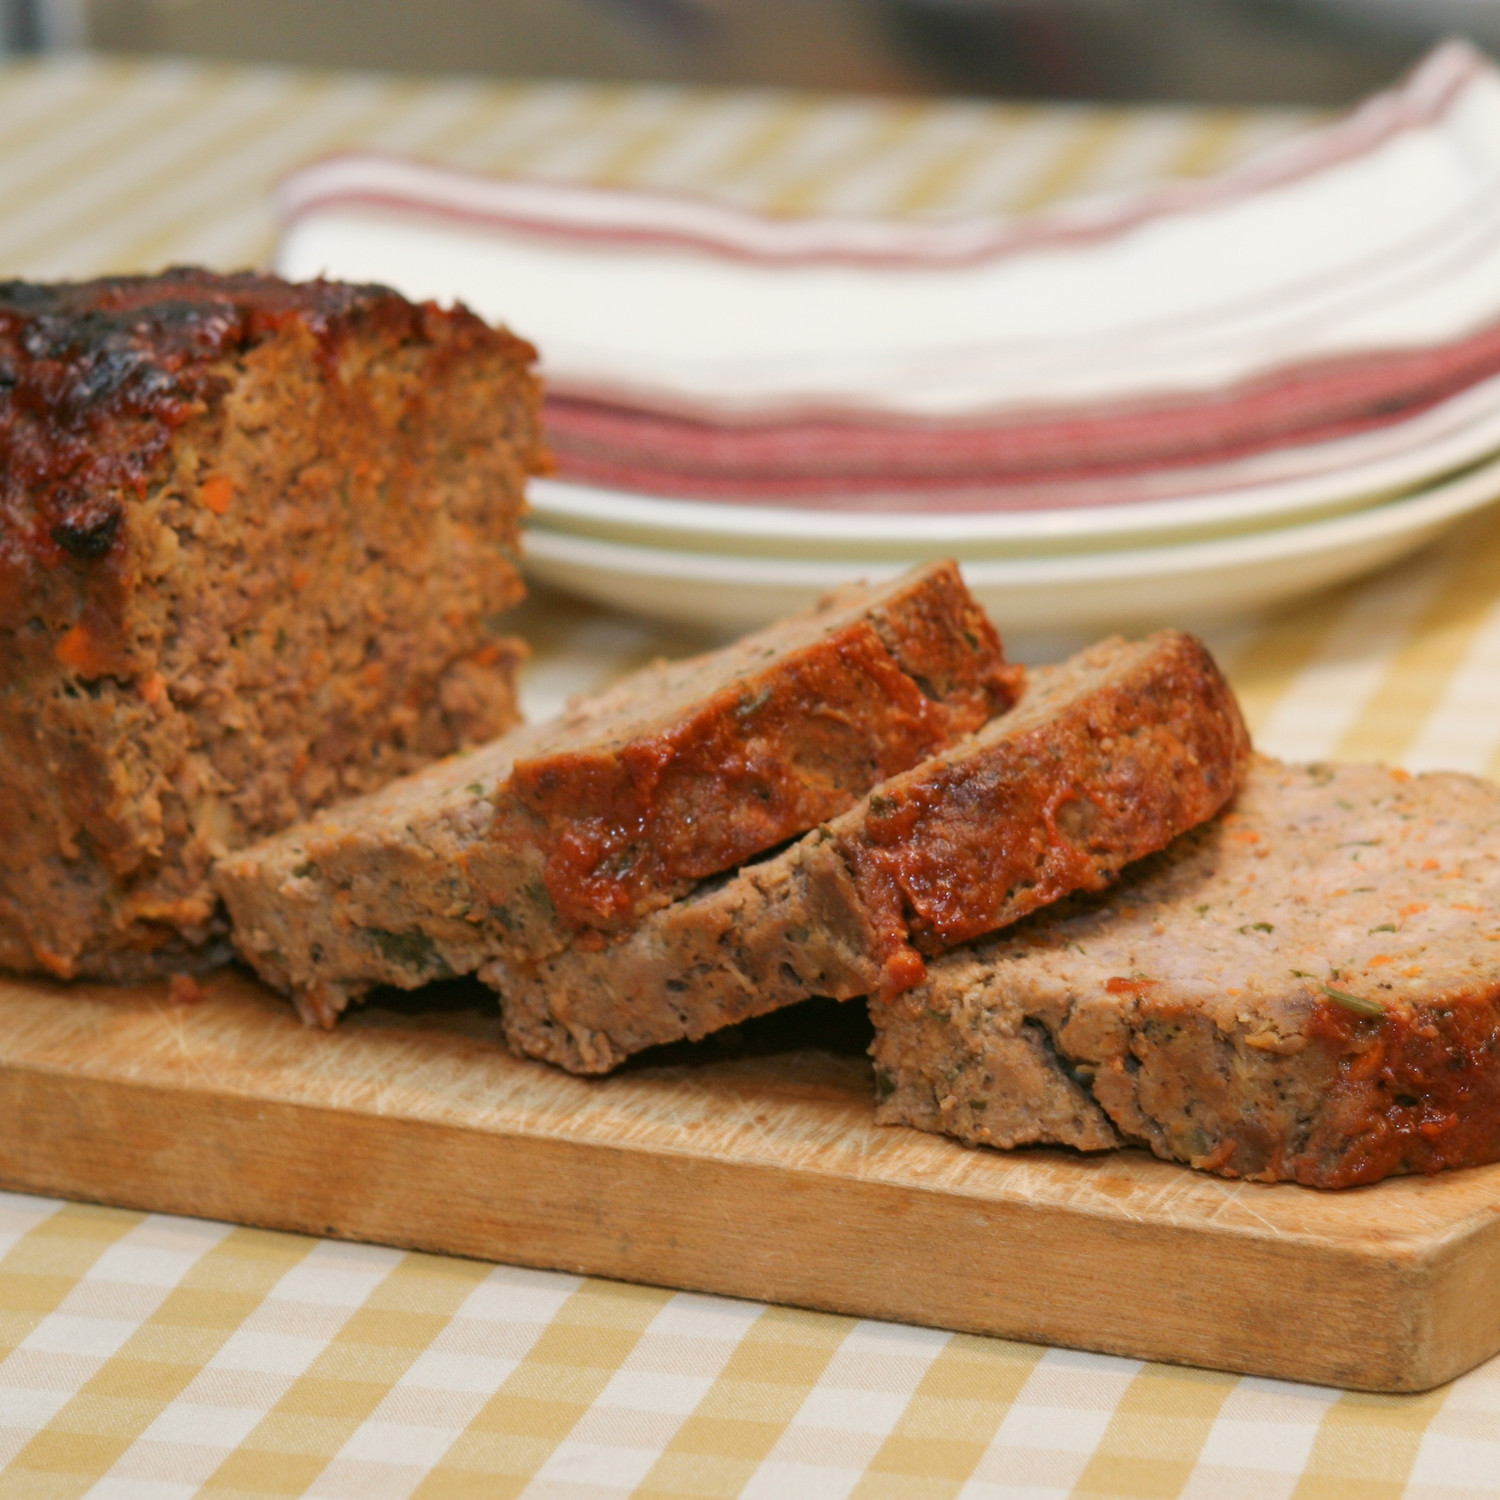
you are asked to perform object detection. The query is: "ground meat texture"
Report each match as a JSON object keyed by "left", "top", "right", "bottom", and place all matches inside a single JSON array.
[
  {"left": 0, "top": 269, "right": 541, "bottom": 982},
  {"left": 216, "top": 561, "right": 1021, "bottom": 1027},
  {"left": 491, "top": 630, "right": 1249, "bottom": 1073},
  {"left": 870, "top": 756, "right": 1500, "bottom": 1188}
]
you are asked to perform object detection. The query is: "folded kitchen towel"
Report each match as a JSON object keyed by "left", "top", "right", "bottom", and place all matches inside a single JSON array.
[{"left": 276, "top": 41, "right": 1500, "bottom": 511}]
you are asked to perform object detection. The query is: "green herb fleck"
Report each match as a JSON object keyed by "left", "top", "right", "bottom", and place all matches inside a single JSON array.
[
  {"left": 1369, "top": 923, "right": 1397, "bottom": 934},
  {"left": 291, "top": 861, "right": 314, "bottom": 879},
  {"left": 369, "top": 928, "right": 450, "bottom": 977},
  {"left": 1195, "top": 904, "right": 1211, "bottom": 916},
  {"left": 1239, "top": 922, "right": 1274, "bottom": 934},
  {"left": 735, "top": 685, "right": 774, "bottom": 719},
  {"left": 1322, "top": 984, "right": 1386, "bottom": 1019}
]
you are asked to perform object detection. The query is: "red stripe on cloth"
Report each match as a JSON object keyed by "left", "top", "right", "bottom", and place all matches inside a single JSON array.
[{"left": 541, "top": 318, "right": 1500, "bottom": 510}]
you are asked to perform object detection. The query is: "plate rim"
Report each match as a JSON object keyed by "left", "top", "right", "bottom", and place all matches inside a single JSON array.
[{"left": 523, "top": 442, "right": 1500, "bottom": 587}]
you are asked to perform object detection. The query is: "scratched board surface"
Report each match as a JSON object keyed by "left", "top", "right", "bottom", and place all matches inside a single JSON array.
[{"left": 0, "top": 967, "right": 1497, "bottom": 1401}]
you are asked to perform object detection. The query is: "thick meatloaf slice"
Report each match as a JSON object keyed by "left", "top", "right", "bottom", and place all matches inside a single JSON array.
[
  {"left": 217, "top": 560, "right": 1019, "bottom": 1026},
  {"left": 0, "top": 269, "right": 541, "bottom": 983},
  {"left": 870, "top": 755, "right": 1500, "bottom": 1188},
  {"left": 491, "top": 629, "right": 1249, "bottom": 1073}
]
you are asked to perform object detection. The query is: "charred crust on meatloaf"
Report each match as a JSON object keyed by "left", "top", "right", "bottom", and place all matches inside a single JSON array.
[{"left": 0, "top": 268, "right": 533, "bottom": 591}]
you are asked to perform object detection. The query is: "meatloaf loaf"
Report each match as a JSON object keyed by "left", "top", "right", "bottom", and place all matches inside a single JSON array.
[
  {"left": 0, "top": 269, "right": 541, "bottom": 983},
  {"left": 871, "top": 755, "right": 1500, "bottom": 1188},
  {"left": 217, "top": 561, "right": 1020, "bottom": 1026},
  {"left": 491, "top": 629, "right": 1250, "bottom": 1073}
]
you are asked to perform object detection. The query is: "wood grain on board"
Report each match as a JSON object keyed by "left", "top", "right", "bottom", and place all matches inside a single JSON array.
[{"left": 1, "top": 969, "right": 1498, "bottom": 1393}]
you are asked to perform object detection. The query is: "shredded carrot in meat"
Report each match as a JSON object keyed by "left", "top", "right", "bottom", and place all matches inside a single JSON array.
[
  {"left": 1367, "top": 954, "right": 1394, "bottom": 967},
  {"left": 54, "top": 623, "right": 111, "bottom": 676},
  {"left": 1401, "top": 902, "right": 1429, "bottom": 918},
  {"left": 200, "top": 473, "right": 234, "bottom": 515},
  {"left": 1105, "top": 976, "right": 1157, "bottom": 995},
  {"left": 1422, "top": 858, "right": 1441, "bottom": 871}
]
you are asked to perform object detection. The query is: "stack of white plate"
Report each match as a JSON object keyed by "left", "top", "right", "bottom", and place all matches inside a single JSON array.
[
  {"left": 523, "top": 447, "right": 1500, "bottom": 637},
  {"left": 277, "top": 40, "right": 1500, "bottom": 637}
]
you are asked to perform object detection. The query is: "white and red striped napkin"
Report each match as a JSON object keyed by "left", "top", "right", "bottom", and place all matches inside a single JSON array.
[{"left": 276, "top": 41, "right": 1500, "bottom": 514}]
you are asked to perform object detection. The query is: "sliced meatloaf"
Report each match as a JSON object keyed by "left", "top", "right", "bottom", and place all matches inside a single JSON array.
[
  {"left": 492, "top": 629, "right": 1250, "bottom": 1073},
  {"left": 0, "top": 269, "right": 541, "bottom": 983},
  {"left": 871, "top": 755, "right": 1500, "bottom": 1188},
  {"left": 217, "top": 561, "right": 1020, "bottom": 1026}
]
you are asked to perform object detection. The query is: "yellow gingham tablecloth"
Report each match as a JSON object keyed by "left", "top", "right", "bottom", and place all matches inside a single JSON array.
[{"left": 1, "top": 53, "right": 1499, "bottom": 1499}]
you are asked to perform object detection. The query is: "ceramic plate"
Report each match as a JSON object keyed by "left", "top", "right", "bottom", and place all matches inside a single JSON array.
[
  {"left": 527, "top": 374, "right": 1500, "bottom": 562},
  {"left": 522, "top": 447, "right": 1500, "bottom": 636}
]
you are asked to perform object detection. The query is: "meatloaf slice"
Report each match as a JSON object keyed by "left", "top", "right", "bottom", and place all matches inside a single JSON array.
[
  {"left": 491, "top": 629, "right": 1249, "bottom": 1073},
  {"left": 870, "top": 755, "right": 1500, "bottom": 1188},
  {"left": 217, "top": 560, "right": 1020, "bottom": 1026},
  {"left": 1, "top": 269, "right": 542, "bottom": 983}
]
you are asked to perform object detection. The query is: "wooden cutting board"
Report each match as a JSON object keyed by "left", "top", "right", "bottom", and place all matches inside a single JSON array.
[{"left": 2, "top": 968, "right": 1498, "bottom": 1394}]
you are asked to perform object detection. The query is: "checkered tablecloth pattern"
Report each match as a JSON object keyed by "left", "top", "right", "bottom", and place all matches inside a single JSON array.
[
  {"left": 3, "top": 1194, "right": 1499, "bottom": 1498},
  {"left": 1, "top": 52, "right": 1500, "bottom": 1498}
]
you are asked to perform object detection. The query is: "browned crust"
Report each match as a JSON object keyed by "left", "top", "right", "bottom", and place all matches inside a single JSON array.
[
  {"left": 0, "top": 269, "right": 535, "bottom": 646},
  {"left": 505, "top": 559, "right": 1020, "bottom": 932},
  {"left": 491, "top": 630, "right": 1250, "bottom": 1073},
  {"left": 846, "top": 627, "right": 1250, "bottom": 994}
]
